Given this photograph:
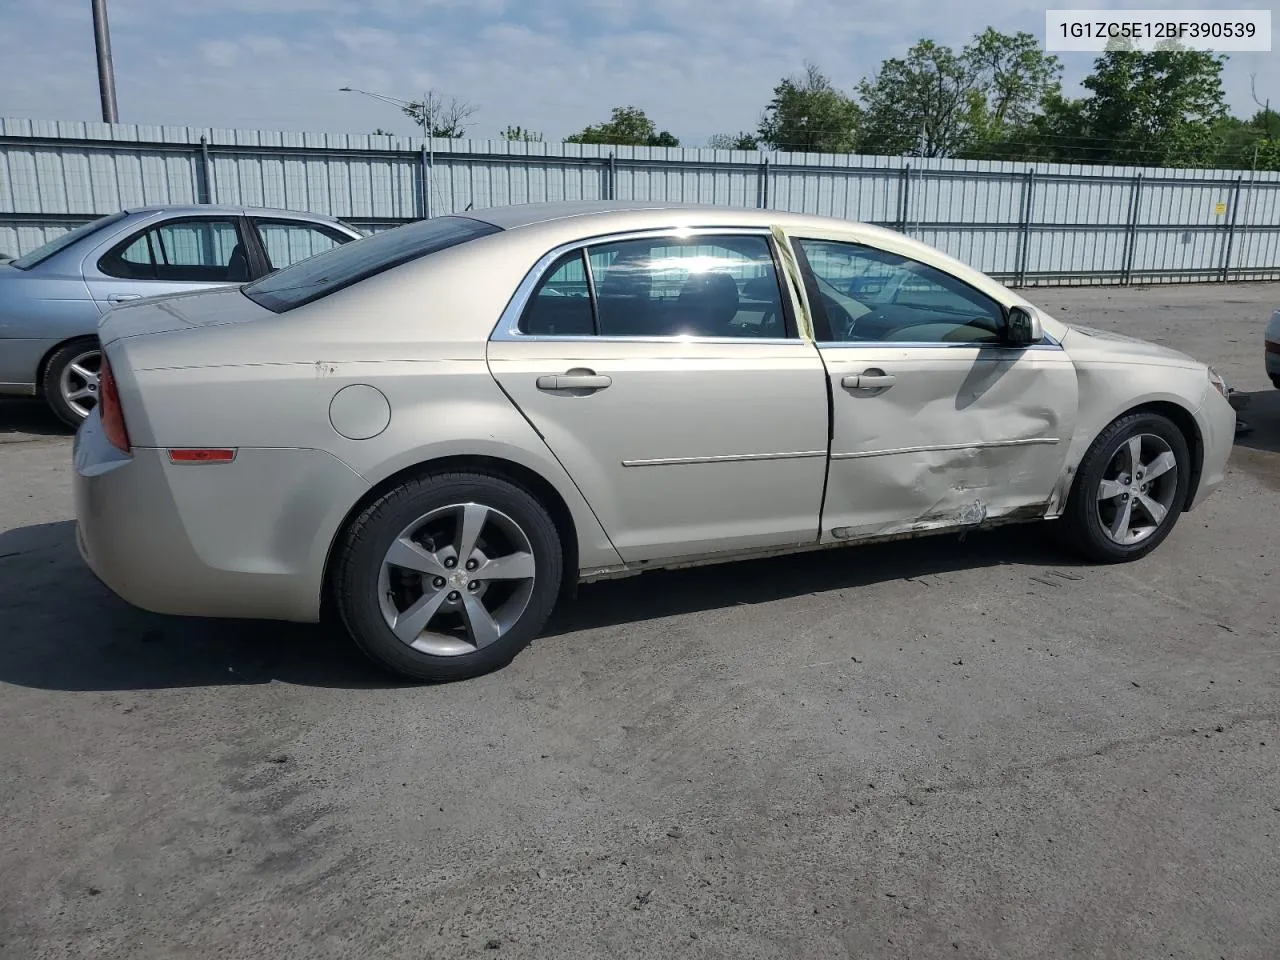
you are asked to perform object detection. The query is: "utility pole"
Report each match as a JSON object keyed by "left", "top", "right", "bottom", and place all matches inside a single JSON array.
[{"left": 91, "top": 0, "right": 119, "bottom": 123}]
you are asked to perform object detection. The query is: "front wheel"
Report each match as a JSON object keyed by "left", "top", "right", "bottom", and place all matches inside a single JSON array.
[
  {"left": 42, "top": 339, "right": 102, "bottom": 428},
  {"left": 1060, "top": 412, "right": 1191, "bottom": 563},
  {"left": 332, "top": 471, "right": 563, "bottom": 682}
]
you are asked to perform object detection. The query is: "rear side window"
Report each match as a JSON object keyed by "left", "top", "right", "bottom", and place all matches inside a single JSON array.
[
  {"left": 99, "top": 218, "right": 247, "bottom": 282},
  {"left": 519, "top": 251, "right": 595, "bottom": 336},
  {"left": 243, "top": 215, "right": 500, "bottom": 313},
  {"left": 253, "top": 218, "right": 353, "bottom": 270}
]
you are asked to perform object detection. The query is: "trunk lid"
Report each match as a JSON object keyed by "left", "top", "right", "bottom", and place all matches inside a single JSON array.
[{"left": 98, "top": 286, "right": 269, "bottom": 345}]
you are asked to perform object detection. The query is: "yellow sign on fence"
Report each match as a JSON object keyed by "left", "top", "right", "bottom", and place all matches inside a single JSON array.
[{"left": 1215, "top": 201, "right": 1228, "bottom": 215}]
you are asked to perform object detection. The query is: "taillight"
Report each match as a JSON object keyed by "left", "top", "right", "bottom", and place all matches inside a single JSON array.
[{"left": 99, "top": 356, "right": 131, "bottom": 453}]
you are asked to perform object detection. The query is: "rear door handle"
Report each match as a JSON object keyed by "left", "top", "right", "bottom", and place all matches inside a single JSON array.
[
  {"left": 536, "top": 372, "right": 612, "bottom": 392},
  {"left": 841, "top": 371, "right": 896, "bottom": 390},
  {"left": 107, "top": 294, "right": 142, "bottom": 303}
]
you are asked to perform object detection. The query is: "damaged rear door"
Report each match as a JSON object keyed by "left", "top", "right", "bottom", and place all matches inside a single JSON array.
[{"left": 790, "top": 236, "right": 1078, "bottom": 542}]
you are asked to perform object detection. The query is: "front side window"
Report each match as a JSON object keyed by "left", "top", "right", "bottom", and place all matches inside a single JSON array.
[
  {"left": 588, "top": 234, "right": 788, "bottom": 339},
  {"left": 253, "top": 219, "right": 353, "bottom": 271},
  {"left": 796, "top": 238, "right": 1006, "bottom": 344},
  {"left": 99, "top": 218, "right": 247, "bottom": 283}
]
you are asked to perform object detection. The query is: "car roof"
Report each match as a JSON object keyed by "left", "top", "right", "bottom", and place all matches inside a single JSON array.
[{"left": 121, "top": 203, "right": 350, "bottom": 224}]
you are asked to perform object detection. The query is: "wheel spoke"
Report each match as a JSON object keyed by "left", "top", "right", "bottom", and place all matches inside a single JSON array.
[
  {"left": 1097, "top": 478, "right": 1126, "bottom": 501},
  {"left": 454, "top": 503, "right": 489, "bottom": 565},
  {"left": 66, "top": 386, "right": 95, "bottom": 402},
  {"left": 1126, "top": 436, "right": 1143, "bottom": 473},
  {"left": 1137, "top": 493, "right": 1167, "bottom": 525},
  {"left": 384, "top": 536, "right": 448, "bottom": 577},
  {"left": 460, "top": 594, "right": 501, "bottom": 648},
  {"left": 391, "top": 589, "right": 449, "bottom": 644},
  {"left": 1109, "top": 497, "right": 1133, "bottom": 542},
  {"left": 69, "top": 362, "right": 98, "bottom": 383},
  {"left": 479, "top": 551, "right": 535, "bottom": 581},
  {"left": 1143, "top": 451, "right": 1176, "bottom": 481}
]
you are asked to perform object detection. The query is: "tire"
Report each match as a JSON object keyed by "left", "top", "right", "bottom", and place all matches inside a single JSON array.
[
  {"left": 1271, "top": 376, "right": 1280, "bottom": 391},
  {"left": 42, "top": 338, "right": 102, "bottom": 428},
  {"left": 1060, "top": 411, "right": 1192, "bottom": 563},
  {"left": 332, "top": 471, "right": 563, "bottom": 682}
]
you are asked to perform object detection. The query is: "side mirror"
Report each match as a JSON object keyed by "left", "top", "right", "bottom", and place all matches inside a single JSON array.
[{"left": 1005, "top": 305, "right": 1043, "bottom": 346}]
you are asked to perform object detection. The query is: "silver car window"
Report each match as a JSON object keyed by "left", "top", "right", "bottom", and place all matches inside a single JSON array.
[
  {"left": 797, "top": 238, "right": 1006, "bottom": 345},
  {"left": 9, "top": 212, "right": 129, "bottom": 270},
  {"left": 584, "top": 235, "right": 789, "bottom": 339},
  {"left": 253, "top": 219, "right": 353, "bottom": 271}
]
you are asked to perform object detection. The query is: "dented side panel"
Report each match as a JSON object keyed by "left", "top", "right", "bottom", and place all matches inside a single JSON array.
[{"left": 817, "top": 344, "right": 1079, "bottom": 540}]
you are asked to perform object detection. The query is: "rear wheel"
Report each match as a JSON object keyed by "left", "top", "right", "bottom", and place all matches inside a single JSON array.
[
  {"left": 332, "top": 471, "right": 563, "bottom": 682},
  {"left": 42, "top": 339, "right": 101, "bottom": 428},
  {"left": 1060, "top": 412, "right": 1191, "bottom": 563}
]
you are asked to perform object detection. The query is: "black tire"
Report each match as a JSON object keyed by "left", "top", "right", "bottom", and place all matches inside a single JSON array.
[
  {"left": 332, "top": 471, "right": 563, "bottom": 682},
  {"left": 1060, "top": 411, "right": 1192, "bottom": 563},
  {"left": 42, "top": 338, "right": 101, "bottom": 428},
  {"left": 1271, "top": 376, "right": 1280, "bottom": 391}
]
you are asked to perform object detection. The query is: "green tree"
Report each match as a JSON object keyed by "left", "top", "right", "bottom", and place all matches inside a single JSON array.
[
  {"left": 501, "top": 125, "right": 544, "bottom": 142},
  {"left": 370, "top": 127, "right": 396, "bottom": 136},
  {"left": 857, "top": 40, "right": 978, "bottom": 157},
  {"left": 565, "top": 106, "right": 680, "bottom": 146},
  {"left": 962, "top": 29, "right": 1063, "bottom": 157},
  {"left": 1077, "top": 47, "right": 1228, "bottom": 166},
  {"left": 757, "top": 63, "right": 860, "bottom": 153},
  {"left": 707, "top": 131, "right": 760, "bottom": 150}
]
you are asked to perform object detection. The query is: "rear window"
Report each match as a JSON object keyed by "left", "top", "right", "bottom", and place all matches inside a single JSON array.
[
  {"left": 242, "top": 215, "right": 500, "bottom": 313},
  {"left": 10, "top": 212, "right": 130, "bottom": 270}
]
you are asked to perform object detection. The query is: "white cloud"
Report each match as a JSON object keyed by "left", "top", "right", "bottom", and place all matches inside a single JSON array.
[{"left": 1, "top": 0, "right": 1277, "bottom": 146}]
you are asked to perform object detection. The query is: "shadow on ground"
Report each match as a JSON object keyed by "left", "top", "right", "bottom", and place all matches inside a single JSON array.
[
  {"left": 0, "top": 517, "right": 1079, "bottom": 693},
  {"left": 0, "top": 398, "right": 71, "bottom": 439}
]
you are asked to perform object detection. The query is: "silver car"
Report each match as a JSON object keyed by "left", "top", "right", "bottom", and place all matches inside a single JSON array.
[
  {"left": 1, "top": 205, "right": 363, "bottom": 425},
  {"left": 73, "top": 201, "right": 1236, "bottom": 682}
]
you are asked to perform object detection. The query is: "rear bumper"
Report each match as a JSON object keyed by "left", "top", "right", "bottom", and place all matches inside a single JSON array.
[
  {"left": 1265, "top": 342, "right": 1279, "bottom": 380},
  {"left": 74, "top": 410, "right": 369, "bottom": 623}
]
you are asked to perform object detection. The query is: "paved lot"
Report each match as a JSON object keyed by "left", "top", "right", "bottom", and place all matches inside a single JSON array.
[{"left": 1, "top": 283, "right": 1278, "bottom": 960}]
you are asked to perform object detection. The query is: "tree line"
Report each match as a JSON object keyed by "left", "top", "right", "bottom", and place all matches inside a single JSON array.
[{"left": 393, "top": 29, "right": 1278, "bottom": 170}]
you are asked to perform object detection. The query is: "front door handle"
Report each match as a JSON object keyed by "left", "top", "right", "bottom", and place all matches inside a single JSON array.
[
  {"left": 107, "top": 294, "right": 142, "bottom": 303},
  {"left": 536, "top": 372, "right": 612, "bottom": 392},
  {"left": 841, "top": 370, "right": 896, "bottom": 390}
]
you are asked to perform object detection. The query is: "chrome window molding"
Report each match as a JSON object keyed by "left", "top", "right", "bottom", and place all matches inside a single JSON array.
[
  {"left": 490, "top": 226, "right": 794, "bottom": 344},
  {"left": 815, "top": 333, "right": 1064, "bottom": 351}
]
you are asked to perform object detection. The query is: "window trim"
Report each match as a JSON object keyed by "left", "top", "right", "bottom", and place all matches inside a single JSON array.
[
  {"left": 96, "top": 215, "right": 248, "bottom": 283},
  {"left": 493, "top": 226, "right": 803, "bottom": 344}
]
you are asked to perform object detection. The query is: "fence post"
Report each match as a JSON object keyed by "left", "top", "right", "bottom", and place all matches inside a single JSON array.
[
  {"left": 1121, "top": 172, "right": 1143, "bottom": 285},
  {"left": 758, "top": 156, "right": 770, "bottom": 209},
  {"left": 420, "top": 144, "right": 431, "bottom": 220},
  {"left": 197, "top": 135, "right": 214, "bottom": 204},
  {"left": 607, "top": 152, "right": 616, "bottom": 201},
  {"left": 1221, "top": 175, "right": 1243, "bottom": 282},
  {"left": 897, "top": 164, "right": 911, "bottom": 233},
  {"left": 1015, "top": 168, "right": 1035, "bottom": 285}
]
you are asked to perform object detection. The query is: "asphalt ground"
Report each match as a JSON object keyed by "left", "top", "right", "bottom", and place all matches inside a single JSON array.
[{"left": 1, "top": 282, "right": 1277, "bottom": 959}]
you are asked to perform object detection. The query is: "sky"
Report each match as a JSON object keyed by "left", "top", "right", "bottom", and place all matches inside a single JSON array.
[{"left": 1, "top": 0, "right": 1277, "bottom": 144}]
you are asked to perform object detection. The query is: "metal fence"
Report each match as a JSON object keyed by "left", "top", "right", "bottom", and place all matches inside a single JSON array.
[{"left": 5, "top": 116, "right": 1280, "bottom": 286}]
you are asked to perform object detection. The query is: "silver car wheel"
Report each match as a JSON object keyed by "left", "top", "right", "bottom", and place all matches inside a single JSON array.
[
  {"left": 377, "top": 502, "right": 537, "bottom": 657},
  {"left": 59, "top": 347, "right": 102, "bottom": 419},
  {"left": 1095, "top": 433, "right": 1179, "bottom": 546}
]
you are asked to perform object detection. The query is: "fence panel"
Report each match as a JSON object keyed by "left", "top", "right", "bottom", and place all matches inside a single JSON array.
[{"left": 5, "top": 118, "right": 1280, "bottom": 285}]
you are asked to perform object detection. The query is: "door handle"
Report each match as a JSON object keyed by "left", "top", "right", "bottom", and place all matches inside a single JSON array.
[
  {"left": 107, "top": 294, "right": 142, "bottom": 303},
  {"left": 841, "top": 370, "right": 896, "bottom": 390},
  {"left": 536, "top": 372, "right": 612, "bottom": 392}
]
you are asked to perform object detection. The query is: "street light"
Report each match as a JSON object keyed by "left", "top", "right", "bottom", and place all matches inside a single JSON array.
[{"left": 339, "top": 86, "right": 435, "bottom": 219}]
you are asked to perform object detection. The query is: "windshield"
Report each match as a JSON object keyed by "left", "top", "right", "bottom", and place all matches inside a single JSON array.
[
  {"left": 242, "top": 215, "right": 501, "bottom": 313},
  {"left": 10, "top": 212, "right": 130, "bottom": 270}
]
